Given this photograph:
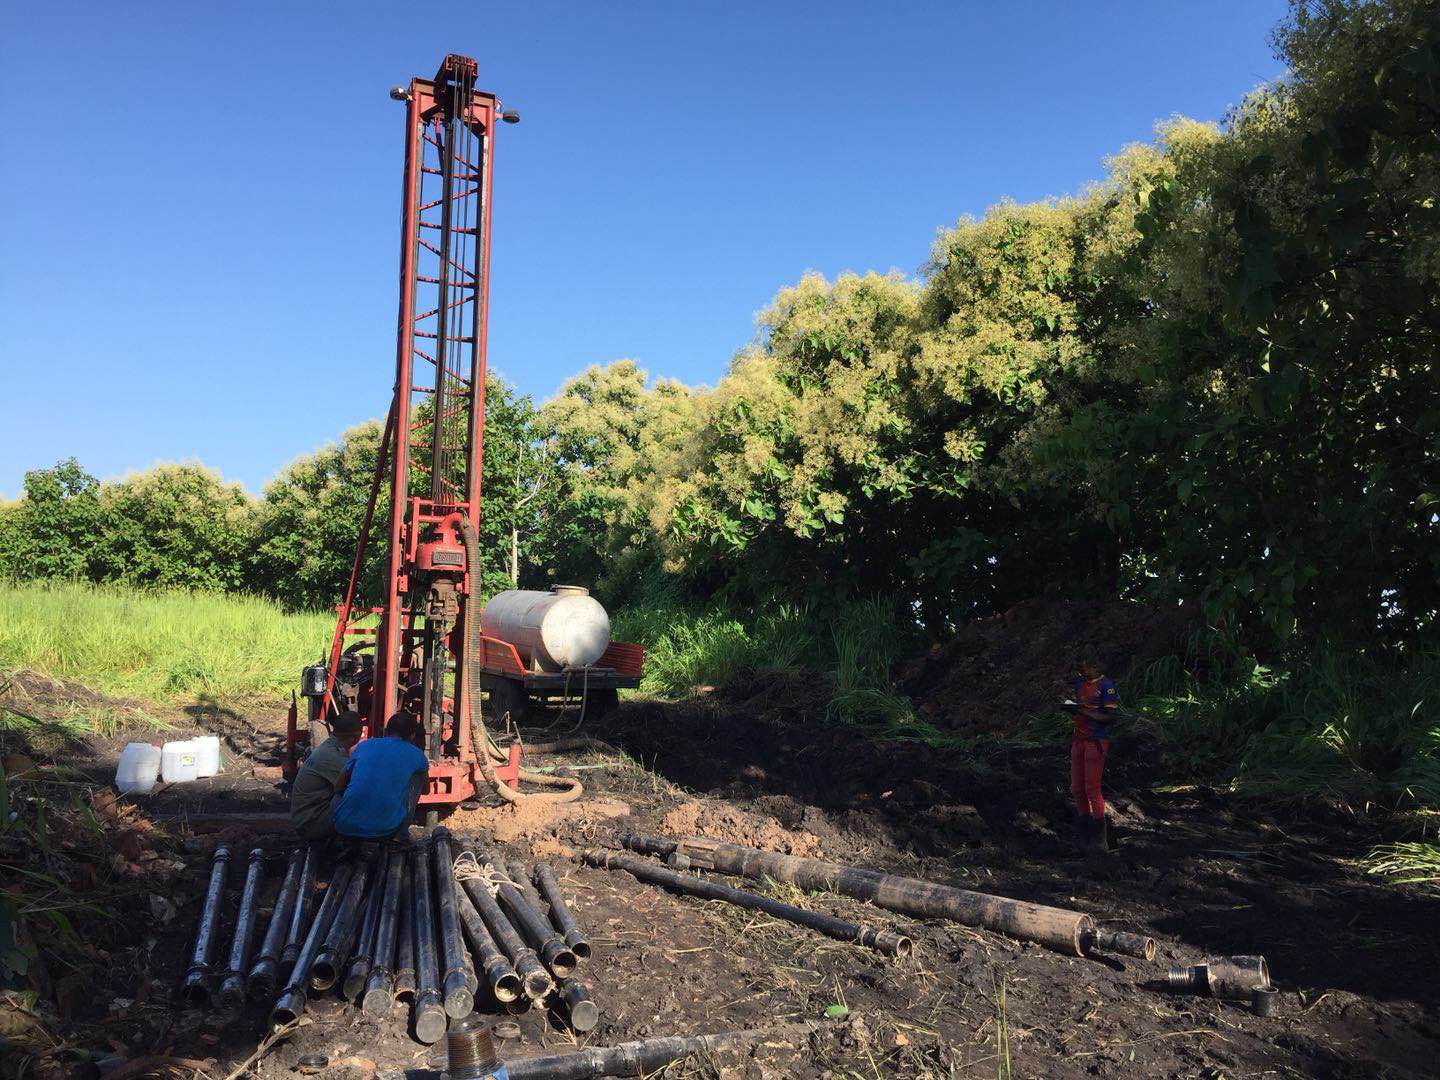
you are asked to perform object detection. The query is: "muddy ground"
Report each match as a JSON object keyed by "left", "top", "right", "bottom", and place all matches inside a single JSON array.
[{"left": 7, "top": 677, "right": 1440, "bottom": 1079}]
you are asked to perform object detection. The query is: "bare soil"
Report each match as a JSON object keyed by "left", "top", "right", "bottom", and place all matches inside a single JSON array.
[{"left": 7, "top": 681, "right": 1440, "bottom": 1079}]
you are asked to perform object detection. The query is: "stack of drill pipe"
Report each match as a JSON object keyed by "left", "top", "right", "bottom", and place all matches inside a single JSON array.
[
  {"left": 311, "top": 852, "right": 375, "bottom": 991},
  {"left": 270, "top": 859, "right": 356, "bottom": 1028},
  {"left": 584, "top": 849, "right": 914, "bottom": 957},
  {"left": 453, "top": 835, "right": 552, "bottom": 1002},
  {"left": 279, "top": 846, "right": 318, "bottom": 973},
  {"left": 362, "top": 848, "right": 407, "bottom": 1013},
  {"left": 430, "top": 829, "right": 476, "bottom": 1019},
  {"left": 216, "top": 848, "right": 268, "bottom": 1011},
  {"left": 616, "top": 832, "right": 1100, "bottom": 957},
  {"left": 506, "top": 856, "right": 597, "bottom": 1032},
  {"left": 248, "top": 847, "right": 308, "bottom": 1001},
  {"left": 502, "top": 856, "right": 579, "bottom": 978},
  {"left": 180, "top": 846, "right": 231, "bottom": 1007}
]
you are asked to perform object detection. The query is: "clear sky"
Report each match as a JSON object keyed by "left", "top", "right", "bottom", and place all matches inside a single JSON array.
[{"left": 0, "top": 1, "right": 1289, "bottom": 499}]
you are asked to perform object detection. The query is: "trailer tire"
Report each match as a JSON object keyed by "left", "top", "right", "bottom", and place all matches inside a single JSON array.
[
  {"left": 482, "top": 675, "right": 529, "bottom": 726},
  {"left": 588, "top": 687, "right": 620, "bottom": 720}
]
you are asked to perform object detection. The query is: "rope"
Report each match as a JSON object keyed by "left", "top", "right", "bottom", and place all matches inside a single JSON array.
[{"left": 451, "top": 849, "right": 514, "bottom": 898}]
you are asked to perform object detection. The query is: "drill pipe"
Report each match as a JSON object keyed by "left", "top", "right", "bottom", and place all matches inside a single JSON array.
[
  {"left": 586, "top": 850, "right": 912, "bottom": 957},
  {"left": 216, "top": 848, "right": 267, "bottom": 1011},
  {"left": 453, "top": 878, "right": 522, "bottom": 1002},
  {"left": 618, "top": 832, "right": 1094, "bottom": 956},
  {"left": 393, "top": 872, "right": 417, "bottom": 1003},
  {"left": 493, "top": 852, "right": 577, "bottom": 978},
  {"left": 270, "top": 860, "right": 356, "bottom": 1028},
  {"left": 361, "top": 847, "right": 406, "bottom": 1014},
  {"left": 280, "top": 845, "right": 318, "bottom": 969},
  {"left": 248, "top": 847, "right": 306, "bottom": 1001},
  {"left": 504, "top": 1021, "right": 819, "bottom": 1080},
  {"left": 431, "top": 828, "right": 476, "bottom": 1018},
  {"left": 455, "top": 837, "right": 551, "bottom": 1000},
  {"left": 409, "top": 838, "right": 447, "bottom": 1044},
  {"left": 181, "top": 846, "right": 231, "bottom": 1007},
  {"left": 1168, "top": 955, "right": 1270, "bottom": 1000},
  {"left": 312, "top": 855, "right": 373, "bottom": 990},
  {"left": 1089, "top": 927, "right": 1157, "bottom": 962},
  {"left": 545, "top": 976, "right": 599, "bottom": 1033},
  {"left": 343, "top": 849, "right": 391, "bottom": 1000},
  {"left": 533, "top": 861, "right": 592, "bottom": 960}
]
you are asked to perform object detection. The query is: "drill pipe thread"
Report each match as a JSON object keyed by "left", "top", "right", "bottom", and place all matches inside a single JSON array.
[
  {"left": 310, "top": 854, "right": 373, "bottom": 990},
  {"left": 492, "top": 851, "right": 578, "bottom": 978},
  {"left": 446, "top": 1016, "right": 501, "bottom": 1080},
  {"left": 362, "top": 846, "right": 406, "bottom": 1014},
  {"left": 432, "top": 828, "right": 476, "bottom": 1018},
  {"left": 344, "top": 849, "right": 391, "bottom": 1000},
  {"left": 586, "top": 850, "right": 912, "bottom": 957},
  {"left": 248, "top": 847, "right": 307, "bottom": 1001},
  {"left": 181, "top": 846, "right": 231, "bottom": 1007},
  {"left": 454, "top": 836, "right": 552, "bottom": 1000},
  {"left": 280, "top": 845, "right": 318, "bottom": 969},
  {"left": 533, "top": 861, "right": 592, "bottom": 960},
  {"left": 216, "top": 848, "right": 267, "bottom": 1011},
  {"left": 409, "top": 837, "right": 447, "bottom": 1044},
  {"left": 270, "top": 859, "right": 356, "bottom": 1029},
  {"left": 618, "top": 832, "right": 1094, "bottom": 957}
]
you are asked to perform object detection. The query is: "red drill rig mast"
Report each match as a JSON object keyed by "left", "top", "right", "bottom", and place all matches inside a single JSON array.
[{"left": 286, "top": 55, "right": 517, "bottom": 809}]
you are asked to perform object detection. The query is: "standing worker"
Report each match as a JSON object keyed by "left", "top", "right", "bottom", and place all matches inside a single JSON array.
[
  {"left": 290, "top": 709, "right": 362, "bottom": 840},
  {"left": 330, "top": 711, "right": 430, "bottom": 840},
  {"left": 1068, "top": 658, "right": 1118, "bottom": 851}
]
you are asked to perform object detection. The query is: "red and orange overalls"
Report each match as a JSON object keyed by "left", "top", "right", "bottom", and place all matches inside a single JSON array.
[{"left": 1070, "top": 676, "right": 1118, "bottom": 822}]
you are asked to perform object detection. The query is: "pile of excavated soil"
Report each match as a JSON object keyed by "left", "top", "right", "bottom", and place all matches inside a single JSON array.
[
  {"left": 897, "top": 595, "right": 1197, "bottom": 735},
  {"left": 661, "top": 799, "right": 823, "bottom": 857},
  {"left": 445, "top": 796, "right": 632, "bottom": 858}
]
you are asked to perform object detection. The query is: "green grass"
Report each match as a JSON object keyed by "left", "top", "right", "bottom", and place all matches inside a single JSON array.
[{"left": 0, "top": 580, "right": 333, "bottom": 703}]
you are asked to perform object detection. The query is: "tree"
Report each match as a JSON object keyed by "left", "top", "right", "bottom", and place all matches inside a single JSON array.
[{"left": 0, "top": 459, "right": 102, "bottom": 581}]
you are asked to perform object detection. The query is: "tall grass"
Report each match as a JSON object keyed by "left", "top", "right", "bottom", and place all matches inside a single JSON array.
[{"left": 0, "top": 581, "right": 333, "bottom": 702}]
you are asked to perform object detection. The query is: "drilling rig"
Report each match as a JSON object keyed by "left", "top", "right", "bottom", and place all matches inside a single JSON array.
[{"left": 284, "top": 55, "right": 641, "bottom": 813}]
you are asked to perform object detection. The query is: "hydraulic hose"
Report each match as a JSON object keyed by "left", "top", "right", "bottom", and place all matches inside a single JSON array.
[{"left": 457, "top": 516, "right": 583, "bottom": 806}]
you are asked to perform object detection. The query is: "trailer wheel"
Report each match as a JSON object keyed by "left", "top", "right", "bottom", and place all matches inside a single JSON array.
[
  {"left": 482, "top": 674, "right": 529, "bottom": 726},
  {"left": 588, "top": 687, "right": 620, "bottom": 720}
]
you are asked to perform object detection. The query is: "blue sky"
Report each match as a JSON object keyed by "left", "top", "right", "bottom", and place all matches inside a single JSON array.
[{"left": 0, "top": 1, "right": 1288, "bottom": 498}]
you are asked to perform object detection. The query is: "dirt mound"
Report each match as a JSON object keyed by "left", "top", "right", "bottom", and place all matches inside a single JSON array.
[
  {"left": 445, "top": 796, "right": 632, "bottom": 858},
  {"left": 661, "top": 799, "right": 823, "bottom": 857},
  {"left": 897, "top": 595, "right": 1196, "bottom": 735}
]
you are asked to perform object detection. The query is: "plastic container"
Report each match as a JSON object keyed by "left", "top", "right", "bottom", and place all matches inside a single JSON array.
[
  {"left": 194, "top": 735, "right": 221, "bottom": 777},
  {"left": 161, "top": 740, "right": 200, "bottom": 784},
  {"left": 115, "top": 742, "right": 162, "bottom": 794}
]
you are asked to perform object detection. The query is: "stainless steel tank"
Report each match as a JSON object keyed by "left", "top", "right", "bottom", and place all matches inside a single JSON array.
[{"left": 480, "top": 586, "right": 611, "bottom": 671}]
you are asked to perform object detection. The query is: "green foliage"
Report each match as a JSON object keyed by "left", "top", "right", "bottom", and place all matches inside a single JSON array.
[
  {"left": 0, "top": 581, "right": 332, "bottom": 701},
  {"left": 0, "top": 459, "right": 101, "bottom": 581}
]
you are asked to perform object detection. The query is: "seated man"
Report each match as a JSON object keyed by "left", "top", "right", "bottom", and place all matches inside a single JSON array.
[
  {"left": 290, "top": 709, "right": 362, "bottom": 840},
  {"left": 330, "top": 711, "right": 430, "bottom": 840}
]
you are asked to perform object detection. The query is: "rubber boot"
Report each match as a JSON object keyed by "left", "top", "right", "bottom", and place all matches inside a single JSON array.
[
  {"left": 1093, "top": 814, "right": 1110, "bottom": 852},
  {"left": 1072, "top": 813, "right": 1088, "bottom": 849}
]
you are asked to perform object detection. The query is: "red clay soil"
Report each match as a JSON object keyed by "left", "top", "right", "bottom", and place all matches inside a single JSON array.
[{"left": 897, "top": 596, "right": 1198, "bottom": 735}]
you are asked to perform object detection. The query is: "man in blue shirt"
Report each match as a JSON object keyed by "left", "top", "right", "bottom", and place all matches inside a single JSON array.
[{"left": 330, "top": 711, "right": 430, "bottom": 839}]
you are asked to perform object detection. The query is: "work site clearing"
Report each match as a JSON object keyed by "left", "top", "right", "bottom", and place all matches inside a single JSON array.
[{"left": 3, "top": 669, "right": 1438, "bottom": 1080}]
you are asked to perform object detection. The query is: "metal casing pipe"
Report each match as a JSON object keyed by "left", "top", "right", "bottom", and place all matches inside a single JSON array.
[
  {"left": 410, "top": 838, "right": 447, "bottom": 1044},
  {"left": 1090, "top": 927, "right": 1157, "bottom": 962},
  {"left": 393, "top": 872, "right": 417, "bottom": 1004},
  {"left": 362, "top": 848, "right": 406, "bottom": 1014},
  {"left": 181, "top": 846, "right": 231, "bottom": 1007},
  {"left": 620, "top": 833, "right": 1094, "bottom": 957},
  {"left": 498, "top": 854, "right": 578, "bottom": 977},
  {"left": 280, "top": 846, "right": 318, "bottom": 969},
  {"left": 217, "top": 848, "right": 267, "bottom": 1011},
  {"left": 271, "top": 860, "right": 356, "bottom": 1029},
  {"left": 249, "top": 847, "right": 307, "bottom": 1001},
  {"left": 586, "top": 850, "right": 912, "bottom": 957},
  {"left": 1169, "top": 955, "right": 1271, "bottom": 1001},
  {"left": 431, "top": 828, "right": 476, "bottom": 1018},
  {"left": 533, "top": 861, "right": 592, "bottom": 960},
  {"left": 480, "top": 587, "right": 610, "bottom": 671},
  {"left": 547, "top": 976, "right": 599, "bottom": 1033}
]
